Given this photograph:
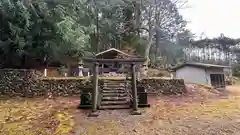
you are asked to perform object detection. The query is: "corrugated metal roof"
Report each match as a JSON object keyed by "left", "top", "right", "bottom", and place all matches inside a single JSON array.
[{"left": 172, "top": 62, "right": 230, "bottom": 71}]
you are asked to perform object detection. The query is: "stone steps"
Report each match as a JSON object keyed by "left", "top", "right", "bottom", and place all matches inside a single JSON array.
[
  {"left": 103, "top": 83, "right": 125, "bottom": 87},
  {"left": 100, "top": 80, "right": 130, "bottom": 109},
  {"left": 102, "top": 90, "right": 126, "bottom": 93},
  {"left": 102, "top": 82, "right": 125, "bottom": 85},
  {"left": 102, "top": 93, "right": 128, "bottom": 97},
  {"left": 102, "top": 96, "right": 128, "bottom": 101},
  {"left": 101, "top": 100, "right": 128, "bottom": 105},
  {"left": 102, "top": 87, "right": 125, "bottom": 90},
  {"left": 99, "top": 104, "right": 130, "bottom": 110},
  {"left": 103, "top": 85, "right": 125, "bottom": 88},
  {"left": 103, "top": 79, "right": 125, "bottom": 81},
  {"left": 103, "top": 83, "right": 125, "bottom": 85}
]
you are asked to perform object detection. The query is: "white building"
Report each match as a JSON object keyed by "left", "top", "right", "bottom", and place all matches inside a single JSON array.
[{"left": 172, "top": 63, "right": 231, "bottom": 88}]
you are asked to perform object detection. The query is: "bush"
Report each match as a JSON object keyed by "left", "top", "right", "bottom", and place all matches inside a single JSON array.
[
  {"left": 233, "top": 64, "right": 240, "bottom": 77},
  {"left": 147, "top": 68, "right": 170, "bottom": 77}
]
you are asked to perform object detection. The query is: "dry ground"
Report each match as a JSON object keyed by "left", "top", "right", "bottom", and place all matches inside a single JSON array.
[{"left": 1, "top": 85, "right": 240, "bottom": 135}]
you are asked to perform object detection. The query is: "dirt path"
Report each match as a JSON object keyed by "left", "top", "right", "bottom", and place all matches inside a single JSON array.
[
  {"left": 71, "top": 97, "right": 240, "bottom": 135},
  {"left": 1, "top": 85, "right": 240, "bottom": 135},
  {"left": 72, "top": 84, "right": 240, "bottom": 135},
  {"left": 227, "top": 85, "right": 240, "bottom": 95}
]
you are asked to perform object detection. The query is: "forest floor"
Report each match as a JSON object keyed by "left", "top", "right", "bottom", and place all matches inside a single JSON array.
[{"left": 1, "top": 85, "right": 240, "bottom": 135}]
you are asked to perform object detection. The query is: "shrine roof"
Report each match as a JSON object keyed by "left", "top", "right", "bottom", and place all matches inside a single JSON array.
[{"left": 95, "top": 48, "right": 132, "bottom": 58}]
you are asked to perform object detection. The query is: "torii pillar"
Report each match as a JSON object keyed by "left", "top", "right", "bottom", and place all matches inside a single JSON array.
[
  {"left": 88, "top": 62, "right": 99, "bottom": 117},
  {"left": 131, "top": 63, "right": 141, "bottom": 115}
]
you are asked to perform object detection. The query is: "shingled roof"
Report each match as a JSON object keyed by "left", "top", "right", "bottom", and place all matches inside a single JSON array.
[
  {"left": 96, "top": 48, "right": 131, "bottom": 57},
  {"left": 95, "top": 48, "right": 139, "bottom": 59}
]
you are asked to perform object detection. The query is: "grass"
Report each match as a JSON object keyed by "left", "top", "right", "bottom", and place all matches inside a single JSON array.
[{"left": 1, "top": 85, "right": 240, "bottom": 135}]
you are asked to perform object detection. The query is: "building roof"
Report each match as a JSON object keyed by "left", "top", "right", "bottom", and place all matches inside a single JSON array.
[
  {"left": 95, "top": 48, "right": 131, "bottom": 57},
  {"left": 172, "top": 62, "right": 230, "bottom": 71}
]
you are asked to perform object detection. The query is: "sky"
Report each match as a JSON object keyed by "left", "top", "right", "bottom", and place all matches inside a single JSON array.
[{"left": 179, "top": 0, "right": 240, "bottom": 39}]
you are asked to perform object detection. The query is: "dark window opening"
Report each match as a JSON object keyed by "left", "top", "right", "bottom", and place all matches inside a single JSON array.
[{"left": 210, "top": 74, "right": 225, "bottom": 88}]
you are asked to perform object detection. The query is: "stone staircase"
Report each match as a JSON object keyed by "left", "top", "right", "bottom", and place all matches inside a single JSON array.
[{"left": 99, "top": 80, "right": 131, "bottom": 110}]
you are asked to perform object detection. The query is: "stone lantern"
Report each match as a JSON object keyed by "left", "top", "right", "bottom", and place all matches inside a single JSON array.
[{"left": 78, "top": 61, "right": 83, "bottom": 77}]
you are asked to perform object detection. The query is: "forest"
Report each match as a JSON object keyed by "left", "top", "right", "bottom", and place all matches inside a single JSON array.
[{"left": 1, "top": 0, "right": 240, "bottom": 75}]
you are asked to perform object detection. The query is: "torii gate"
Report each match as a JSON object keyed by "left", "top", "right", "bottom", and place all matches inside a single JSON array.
[{"left": 83, "top": 58, "right": 146, "bottom": 117}]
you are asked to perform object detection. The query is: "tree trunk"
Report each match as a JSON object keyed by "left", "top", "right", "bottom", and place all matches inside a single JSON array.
[
  {"left": 155, "top": 0, "right": 161, "bottom": 63},
  {"left": 135, "top": 1, "right": 141, "bottom": 37},
  {"left": 21, "top": 55, "right": 26, "bottom": 68},
  {"left": 155, "top": 29, "right": 161, "bottom": 64},
  {"left": 141, "top": 5, "right": 155, "bottom": 76},
  {"left": 142, "top": 26, "right": 154, "bottom": 76},
  {"left": 96, "top": 8, "right": 99, "bottom": 53}
]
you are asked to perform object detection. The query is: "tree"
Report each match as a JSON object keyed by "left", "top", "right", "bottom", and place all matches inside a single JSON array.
[
  {"left": 0, "top": 0, "right": 91, "bottom": 68},
  {"left": 0, "top": 0, "right": 192, "bottom": 72},
  {"left": 140, "top": 0, "right": 188, "bottom": 69},
  {"left": 188, "top": 34, "right": 240, "bottom": 65}
]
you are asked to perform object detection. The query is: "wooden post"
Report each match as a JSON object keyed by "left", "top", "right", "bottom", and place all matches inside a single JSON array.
[
  {"left": 131, "top": 63, "right": 141, "bottom": 115},
  {"left": 222, "top": 74, "right": 226, "bottom": 88},
  {"left": 217, "top": 75, "right": 220, "bottom": 88},
  {"left": 88, "top": 62, "right": 99, "bottom": 117}
]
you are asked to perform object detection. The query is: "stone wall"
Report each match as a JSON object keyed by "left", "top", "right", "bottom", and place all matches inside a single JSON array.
[
  {"left": 137, "top": 79, "right": 186, "bottom": 95},
  {"left": 0, "top": 69, "right": 186, "bottom": 97},
  {"left": 0, "top": 69, "right": 91, "bottom": 97},
  {"left": 41, "top": 79, "right": 92, "bottom": 97},
  {"left": 0, "top": 69, "right": 42, "bottom": 97}
]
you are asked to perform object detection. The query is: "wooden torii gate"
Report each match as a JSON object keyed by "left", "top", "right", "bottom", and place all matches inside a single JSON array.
[{"left": 83, "top": 58, "right": 146, "bottom": 117}]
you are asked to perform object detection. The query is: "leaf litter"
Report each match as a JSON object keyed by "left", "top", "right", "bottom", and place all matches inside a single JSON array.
[{"left": 0, "top": 85, "right": 240, "bottom": 135}]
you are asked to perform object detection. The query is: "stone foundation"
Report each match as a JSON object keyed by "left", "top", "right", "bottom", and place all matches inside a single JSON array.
[{"left": 0, "top": 69, "right": 186, "bottom": 97}]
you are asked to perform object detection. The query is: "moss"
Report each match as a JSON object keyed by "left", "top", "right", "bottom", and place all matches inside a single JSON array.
[
  {"left": 2, "top": 121, "right": 35, "bottom": 135},
  {"left": 53, "top": 113, "right": 74, "bottom": 135}
]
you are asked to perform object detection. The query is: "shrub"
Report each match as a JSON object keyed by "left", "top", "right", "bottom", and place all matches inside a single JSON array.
[{"left": 233, "top": 64, "right": 240, "bottom": 77}]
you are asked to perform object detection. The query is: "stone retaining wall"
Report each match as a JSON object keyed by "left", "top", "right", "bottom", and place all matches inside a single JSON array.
[
  {"left": 0, "top": 69, "right": 42, "bottom": 97},
  {"left": 0, "top": 69, "right": 92, "bottom": 97},
  {"left": 0, "top": 69, "right": 186, "bottom": 97},
  {"left": 41, "top": 79, "right": 92, "bottom": 97},
  {"left": 137, "top": 79, "right": 186, "bottom": 95}
]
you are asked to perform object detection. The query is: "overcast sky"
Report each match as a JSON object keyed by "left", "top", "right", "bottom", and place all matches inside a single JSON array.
[{"left": 179, "top": 0, "right": 240, "bottom": 39}]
